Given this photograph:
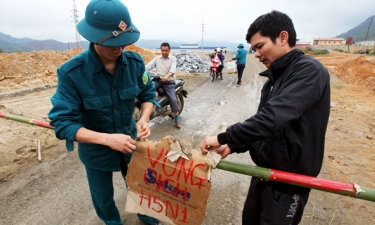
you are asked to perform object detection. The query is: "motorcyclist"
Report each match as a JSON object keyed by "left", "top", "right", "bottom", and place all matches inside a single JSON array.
[
  {"left": 218, "top": 48, "right": 225, "bottom": 78},
  {"left": 211, "top": 48, "right": 225, "bottom": 80},
  {"left": 146, "top": 42, "right": 181, "bottom": 128}
]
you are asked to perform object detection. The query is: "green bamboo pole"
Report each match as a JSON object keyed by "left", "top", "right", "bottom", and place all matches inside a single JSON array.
[
  {"left": 216, "top": 160, "right": 375, "bottom": 202},
  {"left": 2, "top": 112, "right": 375, "bottom": 202},
  {"left": 0, "top": 112, "right": 54, "bottom": 129}
]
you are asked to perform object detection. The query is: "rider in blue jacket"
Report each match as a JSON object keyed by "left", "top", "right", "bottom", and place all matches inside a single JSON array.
[{"left": 214, "top": 47, "right": 225, "bottom": 79}]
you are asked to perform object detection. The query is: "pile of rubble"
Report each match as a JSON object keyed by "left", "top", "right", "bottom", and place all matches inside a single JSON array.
[
  {"left": 0, "top": 47, "right": 213, "bottom": 94},
  {"left": 0, "top": 45, "right": 158, "bottom": 94},
  {"left": 174, "top": 51, "right": 210, "bottom": 73}
]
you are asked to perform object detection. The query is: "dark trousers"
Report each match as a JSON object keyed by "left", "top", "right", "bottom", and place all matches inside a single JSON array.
[
  {"left": 242, "top": 177, "right": 309, "bottom": 225},
  {"left": 154, "top": 80, "right": 178, "bottom": 113},
  {"left": 84, "top": 154, "right": 158, "bottom": 225},
  {"left": 218, "top": 65, "right": 224, "bottom": 73},
  {"left": 237, "top": 64, "right": 245, "bottom": 84}
]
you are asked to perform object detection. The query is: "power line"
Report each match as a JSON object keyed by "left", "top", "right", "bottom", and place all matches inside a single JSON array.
[
  {"left": 201, "top": 19, "right": 205, "bottom": 52},
  {"left": 72, "top": 0, "right": 82, "bottom": 49}
]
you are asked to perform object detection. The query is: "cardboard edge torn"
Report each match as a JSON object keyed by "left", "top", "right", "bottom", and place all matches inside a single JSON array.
[
  {"left": 165, "top": 135, "right": 192, "bottom": 162},
  {"left": 204, "top": 151, "right": 222, "bottom": 180}
]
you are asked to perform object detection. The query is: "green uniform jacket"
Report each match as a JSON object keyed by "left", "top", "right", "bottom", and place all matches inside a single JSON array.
[{"left": 48, "top": 43, "right": 158, "bottom": 171}]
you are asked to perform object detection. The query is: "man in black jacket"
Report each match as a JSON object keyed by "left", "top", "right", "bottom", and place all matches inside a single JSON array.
[{"left": 199, "top": 10, "right": 330, "bottom": 225}]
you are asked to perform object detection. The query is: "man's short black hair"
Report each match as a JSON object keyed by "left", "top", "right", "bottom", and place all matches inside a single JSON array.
[
  {"left": 160, "top": 42, "right": 170, "bottom": 49},
  {"left": 245, "top": 10, "right": 297, "bottom": 47}
]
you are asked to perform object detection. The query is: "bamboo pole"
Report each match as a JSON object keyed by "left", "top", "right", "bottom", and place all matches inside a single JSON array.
[
  {"left": 2, "top": 112, "right": 375, "bottom": 202},
  {"left": 216, "top": 160, "right": 375, "bottom": 202},
  {"left": 0, "top": 112, "right": 54, "bottom": 129}
]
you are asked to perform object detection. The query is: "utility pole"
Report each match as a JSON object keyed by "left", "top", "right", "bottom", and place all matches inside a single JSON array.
[
  {"left": 201, "top": 19, "right": 205, "bottom": 53},
  {"left": 72, "top": 0, "right": 83, "bottom": 49},
  {"left": 362, "top": 16, "right": 373, "bottom": 53}
]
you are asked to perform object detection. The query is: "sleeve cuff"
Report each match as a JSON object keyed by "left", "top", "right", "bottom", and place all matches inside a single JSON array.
[{"left": 217, "top": 132, "right": 230, "bottom": 145}]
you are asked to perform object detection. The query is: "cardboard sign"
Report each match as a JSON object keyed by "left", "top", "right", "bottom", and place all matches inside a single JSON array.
[{"left": 125, "top": 137, "right": 212, "bottom": 225}]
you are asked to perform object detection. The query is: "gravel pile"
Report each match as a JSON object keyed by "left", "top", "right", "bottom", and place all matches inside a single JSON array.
[{"left": 174, "top": 51, "right": 210, "bottom": 73}]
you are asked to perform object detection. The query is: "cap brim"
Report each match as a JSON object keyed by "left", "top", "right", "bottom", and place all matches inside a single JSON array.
[{"left": 77, "top": 19, "right": 140, "bottom": 47}]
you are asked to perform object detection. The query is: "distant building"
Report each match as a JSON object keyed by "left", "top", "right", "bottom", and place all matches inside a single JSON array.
[
  {"left": 311, "top": 38, "right": 345, "bottom": 46},
  {"left": 295, "top": 42, "right": 310, "bottom": 47},
  {"left": 355, "top": 40, "right": 375, "bottom": 46},
  {"left": 180, "top": 44, "right": 199, "bottom": 49}
]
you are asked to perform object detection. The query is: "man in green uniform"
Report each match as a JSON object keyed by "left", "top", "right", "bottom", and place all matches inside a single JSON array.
[{"left": 48, "top": 0, "right": 161, "bottom": 224}]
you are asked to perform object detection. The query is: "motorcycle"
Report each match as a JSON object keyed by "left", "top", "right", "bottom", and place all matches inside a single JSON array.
[
  {"left": 209, "top": 53, "right": 222, "bottom": 82},
  {"left": 210, "top": 60, "right": 221, "bottom": 82},
  {"left": 133, "top": 72, "right": 188, "bottom": 121}
]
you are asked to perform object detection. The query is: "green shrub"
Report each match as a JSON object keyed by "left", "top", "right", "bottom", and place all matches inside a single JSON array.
[
  {"left": 313, "top": 49, "right": 329, "bottom": 55},
  {"left": 303, "top": 46, "right": 329, "bottom": 55}
]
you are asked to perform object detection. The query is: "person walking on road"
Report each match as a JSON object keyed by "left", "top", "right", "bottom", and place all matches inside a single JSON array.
[
  {"left": 231, "top": 43, "right": 247, "bottom": 87},
  {"left": 146, "top": 42, "right": 181, "bottom": 128},
  {"left": 48, "top": 0, "right": 161, "bottom": 224},
  {"left": 200, "top": 10, "right": 330, "bottom": 225},
  {"left": 216, "top": 47, "right": 225, "bottom": 79}
]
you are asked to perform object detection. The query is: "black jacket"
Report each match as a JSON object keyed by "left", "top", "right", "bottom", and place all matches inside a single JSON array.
[{"left": 218, "top": 49, "right": 330, "bottom": 193}]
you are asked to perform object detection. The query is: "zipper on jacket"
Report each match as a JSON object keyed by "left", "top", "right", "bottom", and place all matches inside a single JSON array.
[{"left": 268, "top": 85, "right": 273, "bottom": 101}]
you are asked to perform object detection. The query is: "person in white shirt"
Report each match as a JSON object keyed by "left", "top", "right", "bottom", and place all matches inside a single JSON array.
[{"left": 146, "top": 42, "right": 181, "bottom": 128}]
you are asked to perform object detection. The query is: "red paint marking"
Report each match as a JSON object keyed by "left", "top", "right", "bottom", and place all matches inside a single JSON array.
[
  {"left": 147, "top": 146, "right": 165, "bottom": 168},
  {"left": 138, "top": 189, "right": 190, "bottom": 223},
  {"left": 30, "top": 119, "right": 54, "bottom": 129},
  {"left": 188, "top": 163, "right": 207, "bottom": 189},
  {"left": 146, "top": 146, "right": 207, "bottom": 188},
  {"left": 270, "top": 169, "right": 356, "bottom": 195},
  {"left": 166, "top": 200, "right": 179, "bottom": 219},
  {"left": 162, "top": 155, "right": 178, "bottom": 177},
  {"left": 152, "top": 195, "right": 163, "bottom": 213}
]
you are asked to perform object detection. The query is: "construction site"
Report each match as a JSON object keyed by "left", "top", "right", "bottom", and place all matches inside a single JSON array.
[{"left": 1, "top": 1, "right": 375, "bottom": 224}]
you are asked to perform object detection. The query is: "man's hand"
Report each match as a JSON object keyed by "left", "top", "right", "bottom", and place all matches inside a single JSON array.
[
  {"left": 136, "top": 119, "right": 151, "bottom": 140},
  {"left": 161, "top": 72, "right": 173, "bottom": 82},
  {"left": 213, "top": 145, "right": 231, "bottom": 159},
  {"left": 104, "top": 133, "right": 136, "bottom": 153},
  {"left": 199, "top": 136, "right": 231, "bottom": 158},
  {"left": 75, "top": 127, "right": 136, "bottom": 153},
  {"left": 199, "top": 136, "right": 220, "bottom": 154}
]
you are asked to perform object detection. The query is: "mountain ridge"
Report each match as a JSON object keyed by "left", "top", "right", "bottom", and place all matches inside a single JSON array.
[
  {"left": 335, "top": 15, "right": 375, "bottom": 43},
  {"left": 0, "top": 32, "right": 245, "bottom": 53},
  {"left": 1, "top": 15, "right": 374, "bottom": 53}
]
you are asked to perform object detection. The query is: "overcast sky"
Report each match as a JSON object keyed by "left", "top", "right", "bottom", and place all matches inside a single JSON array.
[{"left": 1, "top": 0, "right": 375, "bottom": 46}]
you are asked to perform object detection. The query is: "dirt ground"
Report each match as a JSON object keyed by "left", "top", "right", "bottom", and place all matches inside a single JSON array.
[{"left": 1, "top": 48, "right": 375, "bottom": 224}]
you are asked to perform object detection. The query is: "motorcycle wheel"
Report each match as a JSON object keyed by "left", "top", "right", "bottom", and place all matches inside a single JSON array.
[
  {"left": 211, "top": 69, "right": 215, "bottom": 82},
  {"left": 168, "top": 92, "right": 184, "bottom": 119}
]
